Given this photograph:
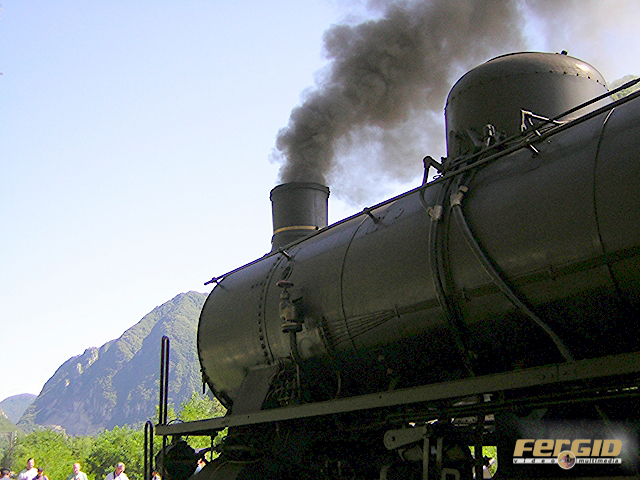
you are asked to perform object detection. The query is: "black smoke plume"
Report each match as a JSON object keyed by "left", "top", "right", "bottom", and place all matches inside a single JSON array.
[
  {"left": 271, "top": 0, "right": 634, "bottom": 204},
  {"left": 271, "top": 0, "right": 526, "bottom": 203}
]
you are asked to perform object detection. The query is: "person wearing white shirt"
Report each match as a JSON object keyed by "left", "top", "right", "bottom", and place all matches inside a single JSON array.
[
  {"left": 18, "top": 458, "right": 37, "bottom": 480},
  {"left": 105, "top": 463, "right": 129, "bottom": 480},
  {"left": 67, "top": 463, "right": 88, "bottom": 480}
]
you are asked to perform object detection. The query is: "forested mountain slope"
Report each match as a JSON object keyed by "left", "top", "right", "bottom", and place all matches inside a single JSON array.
[{"left": 18, "top": 291, "right": 207, "bottom": 435}]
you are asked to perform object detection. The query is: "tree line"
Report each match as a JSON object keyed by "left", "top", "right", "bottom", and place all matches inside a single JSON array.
[{"left": 0, "top": 393, "right": 225, "bottom": 480}]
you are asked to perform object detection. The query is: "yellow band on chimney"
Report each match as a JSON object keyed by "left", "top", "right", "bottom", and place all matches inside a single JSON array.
[{"left": 273, "top": 225, "right": 319, "bottom": 235}]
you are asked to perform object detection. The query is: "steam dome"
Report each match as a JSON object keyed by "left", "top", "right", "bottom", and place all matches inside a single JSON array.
[{"left": 445, "top": 52, "right": 609, "bottom": 157}]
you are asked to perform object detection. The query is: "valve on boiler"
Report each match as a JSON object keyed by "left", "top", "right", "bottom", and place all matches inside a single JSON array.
[{"left": 277, "top": 280, "right": 302, "bottom": 333}]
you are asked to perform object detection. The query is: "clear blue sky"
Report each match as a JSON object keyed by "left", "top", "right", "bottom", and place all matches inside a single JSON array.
[{"left": 1, "top": 0, "right": 638, "bottom": 402}]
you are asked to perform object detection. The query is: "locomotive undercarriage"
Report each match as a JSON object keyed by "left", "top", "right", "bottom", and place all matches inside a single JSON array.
[{"left": 155, "top": 351, "right": 640, "bottom": 480}]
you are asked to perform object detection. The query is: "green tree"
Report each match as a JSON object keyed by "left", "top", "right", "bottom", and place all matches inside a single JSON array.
[
  {"left": 153, "top": 404, "right": 176, "bottom": 425},
  {"left": 469, "top": 445, "right": 498, "bottom": 477},
  {"left": 178, "top": 393, "right": 224, "bottom": 423},
  {"left": 175, "top": 393, "right": 226, "bottom": 453},
  {"left": 611, "top": 75, "right": 640, "bottom": 100},
  {"left": 85, "top": 426, "right": 144, "bottom": 480},
  {"left": 0, "top": 430, "right": 19, "bottom": 469},
  {"left": 9, "top": 430, "right": 80, "bottom": 480},
  {"left": 6, "top": 392, "right": 227, "bottom": 480}
]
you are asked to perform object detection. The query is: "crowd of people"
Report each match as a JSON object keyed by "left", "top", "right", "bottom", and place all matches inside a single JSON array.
[
  {"left": 1, "top": 459, "right": 132, "bottom": 480},
  {"left": 2, "top": 450, "right": 211, "bottom": 480}
]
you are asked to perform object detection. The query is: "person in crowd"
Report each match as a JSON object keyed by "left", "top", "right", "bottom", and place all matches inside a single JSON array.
[
  {"left": 151, "top": 471, "right": 161, "bottom": 480},
  {"left": 1, "top": 468, "right": 11, "bottom": 479},
  {"left": 33, "top": 468, "right": 48, "bottom": 480},
  {"left": 67, "top": 463, "right": 88, "bottom": 480},
  {"left": 104, "top": 463, "right": 128, "bottom": 480},
  {"left": 18, "top": 459, "right": 37, "bottom": 480},
  {"left": 194, "top": 456, "right": 207, "bottom": 475}
]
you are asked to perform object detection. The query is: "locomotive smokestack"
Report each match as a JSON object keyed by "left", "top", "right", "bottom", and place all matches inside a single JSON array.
[{"left": 270, "top": 182, "right": 330, "bottom": 251}]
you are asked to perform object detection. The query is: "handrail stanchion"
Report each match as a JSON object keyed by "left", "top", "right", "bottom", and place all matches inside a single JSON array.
[
  {"left": 158, "top": 336, "right": 170, "bottom": 475},
  {"left": 144, "top": 420, "right": 154, "bottom": 480}
]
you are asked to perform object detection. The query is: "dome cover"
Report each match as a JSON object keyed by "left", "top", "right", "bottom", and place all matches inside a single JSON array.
[{"left": 445, "top": 52, "right": 609, "bottom": 157}]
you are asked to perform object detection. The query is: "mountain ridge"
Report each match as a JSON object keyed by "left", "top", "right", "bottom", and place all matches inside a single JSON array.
[
  {"left": 0, "top": 394, "right": 35, "bottom": 425},
  {"left": 18, "top": 291, "right": 208, "bottom": 435}
]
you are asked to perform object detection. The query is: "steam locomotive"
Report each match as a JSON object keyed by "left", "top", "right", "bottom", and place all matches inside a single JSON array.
[{"left": 153, "top": 52, "right": 640, "bottom": 479}]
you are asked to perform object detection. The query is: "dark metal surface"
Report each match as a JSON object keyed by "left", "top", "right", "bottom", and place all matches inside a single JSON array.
[
  {"left": 157, "top": 350, "right": 640, "bottom": 436},
  {"left": 269, "top": 182, "right": 330, "bottom": 250},
  {"left": 445, "top": 52, "right": 609, "bottom": 157},
  {"left": 178, "top": 52, "right": 640, "bottom": 479},
  {"left": 198, "top": 93, "right": 640, "bottom": 411},
  {"left": 144, "top": 421, "right": 154, "bottom": 480}
]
